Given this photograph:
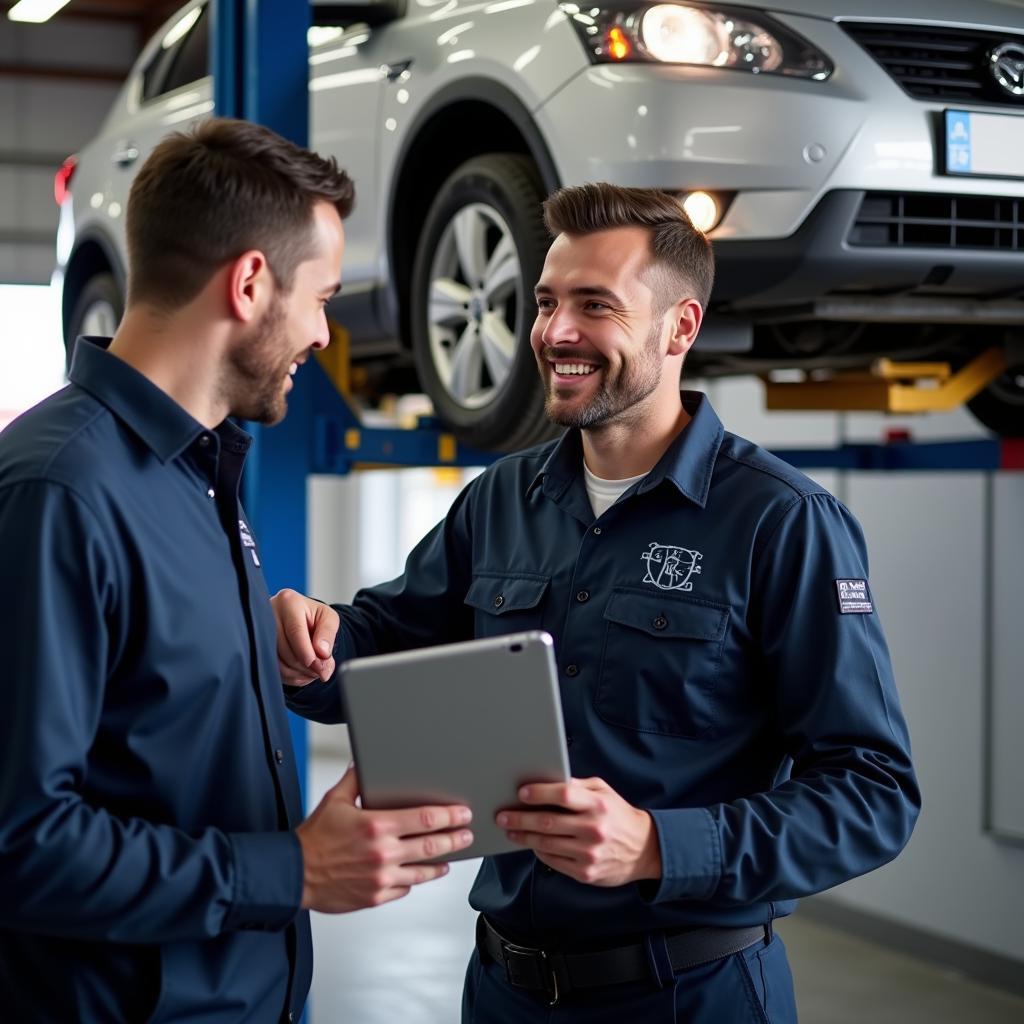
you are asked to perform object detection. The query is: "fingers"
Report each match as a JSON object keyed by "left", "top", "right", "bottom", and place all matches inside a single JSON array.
[
  {"left": 396, "top": 827, "right": 475, "bottom": 863},
  {"left": 507, "top": 831, "right": 585, "bottom": 862},
  {"left": 272, "top": 589, "right": 338, "bottom": 684},
  {"left": 352, "top": 802, "right": 475, "bottom": 861},
  {"left": 377, "top": 858, "right": 452, "bottom": 900},
  {"left": 497, "top": 808, "right": 585, "bottom": 837},
  {"left": 311, "top": 604, "right": 340, "bottom": 681},
  {"left": 382, "top": 802, "right": 473, "bottom": 839},
  {"left": 312, "top": 605, "right": 339, "bottom": 660},
  {"left": 330, "top": 764, "right": 360, "bottom": 804},
  {"left": 275, "top": 611, "right": 314, "bottom": 685},
  {"left": 516, "top": 780, "right": 599, "bottom": 812}
]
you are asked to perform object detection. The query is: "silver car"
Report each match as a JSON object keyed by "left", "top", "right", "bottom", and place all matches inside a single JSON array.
[{"left": 56, "top": 0, "right": 1024, "bottom": 445}]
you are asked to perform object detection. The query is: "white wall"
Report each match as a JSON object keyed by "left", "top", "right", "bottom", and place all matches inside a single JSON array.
[
  {"left": 825, "top": 473, "right": 1024, "bottom": 960},
  {"left": 707, "top": 379, "right": 1024, "bottom": 963},
  {"left": 0, "top": 17, "right": 136, "bottom": 284}
]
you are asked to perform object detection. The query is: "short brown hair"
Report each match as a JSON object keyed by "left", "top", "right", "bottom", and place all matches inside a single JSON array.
[
  {"left": 125, "top": 117, "right": 355, "bottom": 311},
  {"left": 542, "top": 183, "right": 714, "bottom": 311}
]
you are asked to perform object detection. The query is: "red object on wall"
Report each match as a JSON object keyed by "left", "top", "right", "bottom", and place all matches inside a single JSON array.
[{"left": 999, "top": 439, "right": 1024, "bottom": 470}]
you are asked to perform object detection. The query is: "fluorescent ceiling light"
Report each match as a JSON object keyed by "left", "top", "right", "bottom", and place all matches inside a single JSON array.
[{"left": 8, "top": 0, "right": 73, "bottom": 23}]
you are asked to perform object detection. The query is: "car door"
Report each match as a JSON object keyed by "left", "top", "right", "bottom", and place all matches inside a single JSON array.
[{"left": 309, "top": 22, "right": 388, "bottom": 293}]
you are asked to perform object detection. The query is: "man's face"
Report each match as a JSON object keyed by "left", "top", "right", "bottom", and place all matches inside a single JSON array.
[
  {"left": 228, "top": 201, "right": 344, "bottom": 424},
  {"left": 530, "top": 226, "right": 670, "bottom": 431}
]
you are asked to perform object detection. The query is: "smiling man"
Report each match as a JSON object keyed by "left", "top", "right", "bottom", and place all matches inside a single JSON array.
[
  {"left": 274, "top": 183, "right": 920, "bottom": 1022},
  {"left": 0, "top": 119, "right": 473, "bottom": 1024}
]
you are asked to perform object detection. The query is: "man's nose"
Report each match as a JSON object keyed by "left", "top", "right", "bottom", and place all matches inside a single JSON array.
[
  {"left": 312, "top": 312, "right": 331, "bottom": 351},
  {"left": 542, "top": 308, "right": 581, "bottom": 345}
]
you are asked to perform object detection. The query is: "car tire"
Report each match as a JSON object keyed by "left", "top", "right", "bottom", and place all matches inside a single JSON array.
[
  {"left": 967, "top": 365, "right": 1024, "bottom": 437},
  {"left": 66, "top": 272, "right": 123, "bottom": 369},
  {"left": 410, "top": 153, "right": 559, "bottom": 452}
]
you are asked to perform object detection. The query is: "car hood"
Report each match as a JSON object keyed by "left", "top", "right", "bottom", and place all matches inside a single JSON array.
[{"left": 769, "top": 0, "right": 1024, "bottom": 32}]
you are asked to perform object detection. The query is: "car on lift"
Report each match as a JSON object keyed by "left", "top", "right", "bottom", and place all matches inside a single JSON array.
[{"left": 56, "top": 0, "right": 1024, "bottom": 446}]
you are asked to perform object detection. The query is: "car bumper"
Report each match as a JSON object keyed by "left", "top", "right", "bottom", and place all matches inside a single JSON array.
[{"left": 538, "top": 7, "right": 1024, "bottom": 210}]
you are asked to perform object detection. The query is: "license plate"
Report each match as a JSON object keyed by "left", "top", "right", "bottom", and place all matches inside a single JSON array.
[{"left": 945, "top": 109, "right": 1024, "bottom": 180}]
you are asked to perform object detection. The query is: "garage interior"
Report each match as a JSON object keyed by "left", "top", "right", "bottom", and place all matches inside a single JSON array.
[{"left": 1, "top": 1, "right": 1023, "bottom": 1021}]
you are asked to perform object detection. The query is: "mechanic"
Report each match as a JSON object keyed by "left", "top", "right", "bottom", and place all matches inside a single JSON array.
[
  {"left": 276, "top": 183, "right": 920, "bottom": 1022},
  {"left": 0, "top": 118, "right": 472, "bottom": 1023}
]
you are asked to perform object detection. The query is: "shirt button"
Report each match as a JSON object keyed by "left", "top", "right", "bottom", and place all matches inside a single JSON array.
[
  {"left": 565, "top": 664, "right": 579, "bottom": 677},
  {"left": 566, "top": 733, "right": 574, "bottom": 747},
  {"left": 288, "top": 1013, "right": 295, "bottom": 1023},
  {"left": 206, "top": 488, "right": 215, "bottom": 500},
  {"left": 493, "top": 594, "right": 504, "bottom": 609},
  {"left": 275, "top": 749, "right": 284, "bottom": 764},
  {"left": 593, "top": 527, "right": 602, "bottom": 535},
  {"left": 199, "top": 435, "right": 210, "bottom": 448},
  {"left": 653, "top": 615, "right": 668, "bottom": 630},
  {"left": 576, "top": 590, "right": 590, "bottom": 603}
]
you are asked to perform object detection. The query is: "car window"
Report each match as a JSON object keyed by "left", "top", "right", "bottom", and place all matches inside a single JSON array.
[
  {"left": 140, "top": 6, "right": 208, "bottom": 103},
  {"left": 162, "top": 7, "right": 209, "bottom": 94}
]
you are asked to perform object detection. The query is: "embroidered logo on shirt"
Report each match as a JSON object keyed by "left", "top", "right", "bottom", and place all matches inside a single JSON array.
[
  {"left": 641, "top": 542, "right": 702, "bottom": 591},
  {"left": 835, "top": 578, "right": 873, "bottom": 614},
  {"left": 238, "top": 519, "right": 260, "bottom": 567}
]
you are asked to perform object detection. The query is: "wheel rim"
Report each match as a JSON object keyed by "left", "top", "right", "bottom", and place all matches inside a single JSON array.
[
  {"left": 81, "top": 299, "right": 119, "bottom": 337},
  {"left": 426, "top": 203, "right": 522, "bottom": 411}
]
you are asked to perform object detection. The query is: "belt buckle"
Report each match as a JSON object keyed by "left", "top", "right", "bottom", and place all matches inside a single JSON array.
[{"left": 500, "top": 940, "right": 561, "bottom": 1006}]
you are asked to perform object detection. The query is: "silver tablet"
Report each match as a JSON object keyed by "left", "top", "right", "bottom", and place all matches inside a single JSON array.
[{"left": 340, "top": 630, "right": 570, "bottom": 860}]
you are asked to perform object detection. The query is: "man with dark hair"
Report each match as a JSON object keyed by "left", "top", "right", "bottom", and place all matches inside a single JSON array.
[
  {"left": 0, "top": 118, "right": 473, "bottom": 1023},
  {"left": 276, "top": 182, "right": 919, "bottom": 1022}
]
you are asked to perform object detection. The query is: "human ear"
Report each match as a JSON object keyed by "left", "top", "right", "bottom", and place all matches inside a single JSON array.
[
  {"left": 226, "top": 250, "right": 271, "bottom": 323},
  {"left": 666, "top": 298, "right": 703, "bottom": 357}
]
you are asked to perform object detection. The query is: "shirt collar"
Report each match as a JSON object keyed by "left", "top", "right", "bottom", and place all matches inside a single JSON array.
[
  {"left": 527, "top": 391, "right": 724, "bottom": 509},
  {"left": 69, "top": 338, "right": 251, "bottom": 463}
]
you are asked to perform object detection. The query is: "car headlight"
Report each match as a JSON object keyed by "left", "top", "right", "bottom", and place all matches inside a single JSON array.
[{"left": 561, "top": 2, "right": 833, "bottom": 80}]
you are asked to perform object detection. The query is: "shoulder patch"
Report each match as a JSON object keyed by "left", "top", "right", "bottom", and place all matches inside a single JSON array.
[{"left": 835, "top": 579, "right": 873, "bottom": 614}]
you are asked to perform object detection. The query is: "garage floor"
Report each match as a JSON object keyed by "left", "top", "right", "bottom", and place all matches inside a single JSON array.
[{"left": 308, "top": 756, "right": 1024, "bottom": 1024}]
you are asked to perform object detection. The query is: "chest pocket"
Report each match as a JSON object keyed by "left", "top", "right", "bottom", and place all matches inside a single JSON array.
[
  {"left": 595, "top": 589, "right": 729, "bottom": 739},
  {"left": 465, "top": 573, "right": 550, "bottom": 638}
]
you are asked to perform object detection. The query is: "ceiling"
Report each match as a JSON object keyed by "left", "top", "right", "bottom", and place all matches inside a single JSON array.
[
  {"left": 2, "top": 1, "right": 184, "bottom": 82},
  {"left": 5, "top": 1, "right": 182, "bottom": 37}
]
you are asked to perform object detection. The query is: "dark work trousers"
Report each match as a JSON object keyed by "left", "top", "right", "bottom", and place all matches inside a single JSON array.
[{"left": 461, "top": 934, "right": 798, "bottom": 1023}]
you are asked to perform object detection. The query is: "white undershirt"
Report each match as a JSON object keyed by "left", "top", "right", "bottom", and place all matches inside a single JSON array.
[{"left": 583, "top": 461, "right": 647, "bottom": 519}]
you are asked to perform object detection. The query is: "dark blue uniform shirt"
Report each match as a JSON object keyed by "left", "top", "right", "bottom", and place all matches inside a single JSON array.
[
  {"left": 0, "top": 341, "right": 309, "bottom": 1022},
  {"left": 291, "top": 391, "right": 920, "bottom": 944}
]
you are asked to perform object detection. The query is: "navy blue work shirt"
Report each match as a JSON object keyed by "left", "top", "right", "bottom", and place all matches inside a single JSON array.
[
  {"left": 0, "top": 340, "right": 309, "bottom": 1022},
  {"left": 290, "top": 392, "right": 920, "bottom": 944}
]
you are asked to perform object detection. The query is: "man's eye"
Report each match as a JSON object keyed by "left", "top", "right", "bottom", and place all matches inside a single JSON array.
[{"left": 585, "top": 301, "right": 608, "bottom": 311}]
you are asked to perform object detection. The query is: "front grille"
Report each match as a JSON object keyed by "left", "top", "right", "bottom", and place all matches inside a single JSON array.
[
  {"left": 849, "top": 192, "right": 1024, "bottom": 250},
  {"left": 843, "top": 23, "right": 1024, "bottom": 107}
]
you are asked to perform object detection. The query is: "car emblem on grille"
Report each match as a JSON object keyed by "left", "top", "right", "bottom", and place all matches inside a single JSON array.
[{"left": 988, "top": 42, "right": 1024, "bottom": 96}]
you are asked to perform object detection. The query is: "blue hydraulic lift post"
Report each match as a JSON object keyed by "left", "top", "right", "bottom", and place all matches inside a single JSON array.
[{"left": 210, "top": 0, "right": 312, "bottom": 800}]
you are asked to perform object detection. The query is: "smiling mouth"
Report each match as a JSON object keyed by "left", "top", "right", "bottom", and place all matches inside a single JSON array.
[{"left": 553, "top": 362, "right": 598, "bottom": 376}]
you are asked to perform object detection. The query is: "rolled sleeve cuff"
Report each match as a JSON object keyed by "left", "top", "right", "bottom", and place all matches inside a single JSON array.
[
  {"left": 644, "top": 807, "right": 721, "bottom": 903},
  {"left": 224, "top": 831, "right": 304, "bottom": 931}
]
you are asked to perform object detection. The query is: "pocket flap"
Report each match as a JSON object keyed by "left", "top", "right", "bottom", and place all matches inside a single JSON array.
[
  {"left": 465, "top": 574, "right": 550, "bottom": 614},
  {"left": 603, "top": 590, "right": 728, "bottom": 640}
]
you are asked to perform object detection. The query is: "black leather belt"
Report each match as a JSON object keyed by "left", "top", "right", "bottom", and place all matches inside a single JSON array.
[{"left": 478, "top": 915, "right": 769, "bottom": 1005}]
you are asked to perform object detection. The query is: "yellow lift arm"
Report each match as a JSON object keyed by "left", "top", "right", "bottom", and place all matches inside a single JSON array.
[{"left": 764, "top": 346, "right": 1009, "bottom": 414}]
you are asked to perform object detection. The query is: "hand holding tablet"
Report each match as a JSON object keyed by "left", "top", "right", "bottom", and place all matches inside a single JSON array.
[{"left": 340, "top": 631, "right": 570, "bottom": 860}]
